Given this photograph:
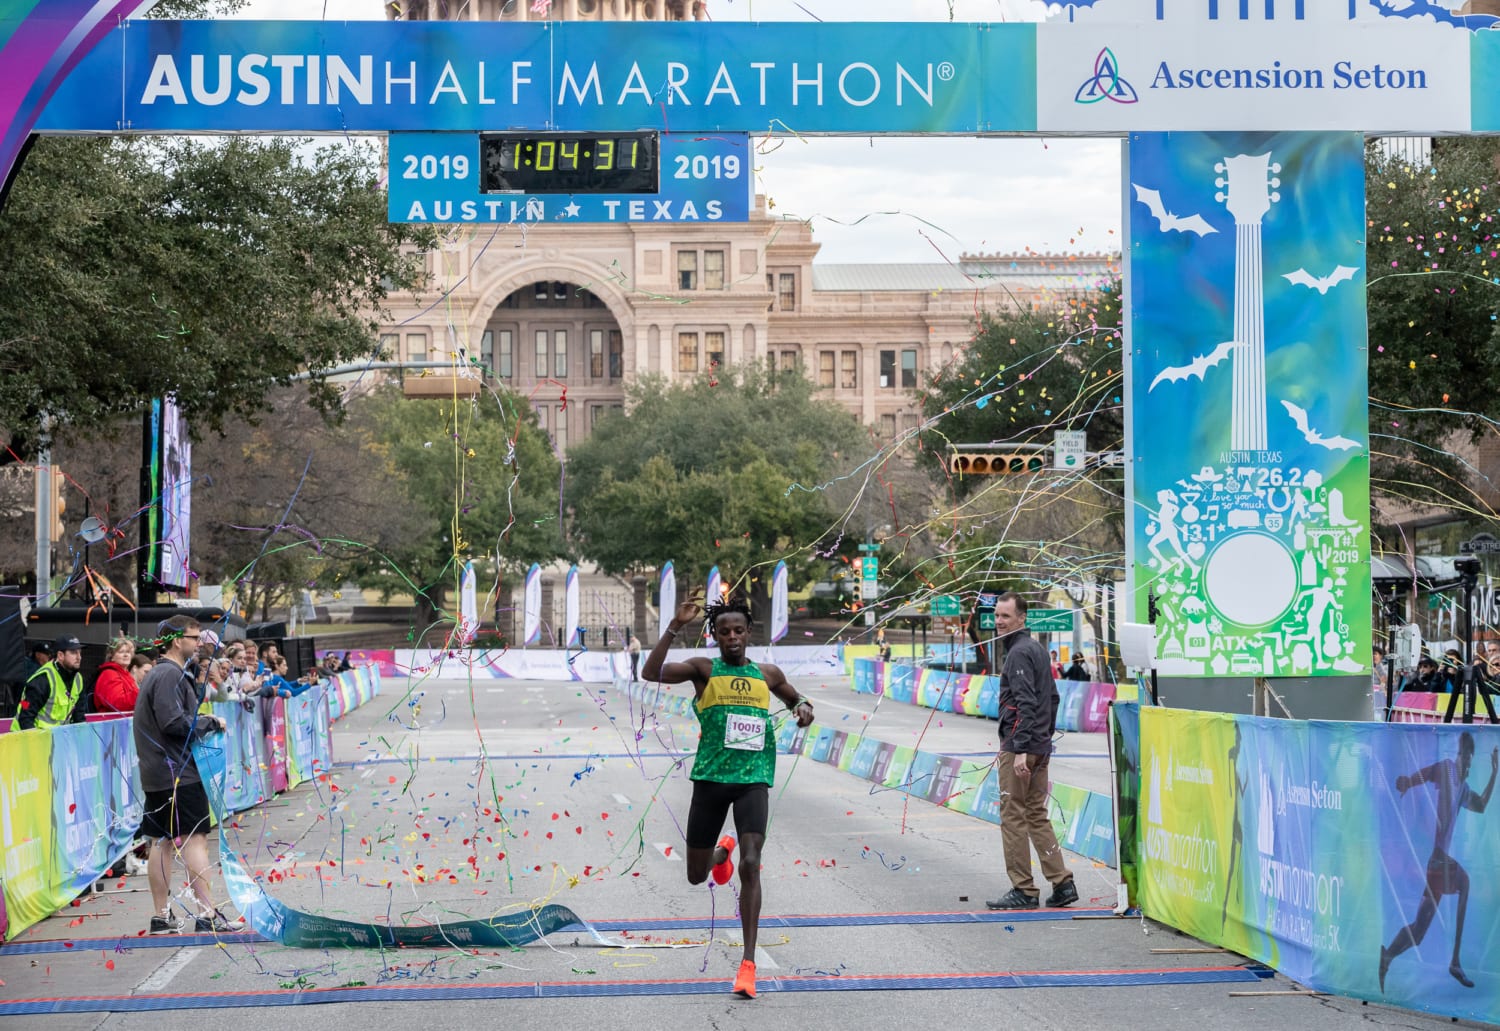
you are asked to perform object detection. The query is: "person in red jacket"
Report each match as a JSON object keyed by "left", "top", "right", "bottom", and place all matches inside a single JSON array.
[{"left": 93, "top": 637, "right": 139, "bottom": 714}]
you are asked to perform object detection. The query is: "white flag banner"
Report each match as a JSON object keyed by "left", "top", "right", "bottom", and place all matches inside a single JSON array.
[
  {"left": 459, "top": 561, "right": 478, "bottom": 644},
  {"left": 705, "top": 565, "right": 722, "bottom": 645},
  {"left": 770, "top": 560, "right": 789, "bottom": 644},
  {"left": 523, "top": 563, "right": 542, "bottom": 645},
  {"left": 564, "top": 565, "right": 580, "bottom": 648},
  {"left": 658, "top": 562, "right": 676, "bottom": 639}
]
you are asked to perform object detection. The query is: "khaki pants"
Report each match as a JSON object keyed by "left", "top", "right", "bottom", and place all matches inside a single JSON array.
[{"left": 998, "top": 751, "right": 1071, "bottom": 896}]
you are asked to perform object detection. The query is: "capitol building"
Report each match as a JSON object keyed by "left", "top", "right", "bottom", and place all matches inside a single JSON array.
[{"left": 379, "top": 0, "right": 1117, "bottom": 448}]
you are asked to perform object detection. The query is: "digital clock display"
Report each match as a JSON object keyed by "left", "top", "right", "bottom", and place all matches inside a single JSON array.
[{"left": 479, "top": 131, "right": 658, "bottom": 195}]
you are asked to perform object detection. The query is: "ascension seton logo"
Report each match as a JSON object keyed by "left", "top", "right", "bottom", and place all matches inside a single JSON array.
[{"left": 1075, "top": 47, "right": 1139, "bottom": 105}]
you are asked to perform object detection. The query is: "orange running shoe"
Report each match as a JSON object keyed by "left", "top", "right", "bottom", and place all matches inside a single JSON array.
[
  {"left": 711, "top": 834, "right": 737, "bottom": 885},
  {"left": 732, "top": 958, "right": 756, "bottom": 999}
]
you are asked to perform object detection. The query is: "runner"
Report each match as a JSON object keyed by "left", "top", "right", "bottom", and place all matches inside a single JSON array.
[
  {"left": 641, "top": 590, "right": 815, "bottom": 1000},
  {"left": 1379, "top": 732, "right": 1497, "bottom": 992}
]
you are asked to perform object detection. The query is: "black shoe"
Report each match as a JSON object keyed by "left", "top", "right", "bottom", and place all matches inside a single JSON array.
[
  {"left": 985, "top": 888, "right": 1040, "bottom": 910},
  {"left": 148, "top": 915, "right": 179, "bottom": 935},
  {"left": 1044, "top": 878, "right": 1079, "bottom": 908},
  {"left": 194, "top": 911, "right": 246, "bottom": 934}
]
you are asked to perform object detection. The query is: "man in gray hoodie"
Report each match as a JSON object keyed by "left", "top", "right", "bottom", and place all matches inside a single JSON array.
[
  {"left": 133, "top": 614, "right": 243, "bottom": 935},
  {"left": 986, "top": 592, "right": 1077, "bottom": 911}
]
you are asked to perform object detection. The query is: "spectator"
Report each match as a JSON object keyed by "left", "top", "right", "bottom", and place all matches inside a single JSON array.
[
  {"left": 628, "top": 634, "right": 642, "bottom": 682},
  {"left": 321, "top": 653, "right": 342, "bottom": 677},
  {"left": 133, "top": 614, "right": 243, "bottom": 934},
  {"left": 1063, "top": 657, "right": 1091, "bottom": 682},
  {"left": 266, "top": 655, "right": 312, "bottom": 698},
  {"left": 986, "top": 592, "right": 1076, "bottom": 911},
  {"left": 16, "top": 635, "right": 89, "bottom": 730},
  {"left": 337, "top": 651, "right": 353, "bottom": 673},
  {"left": 129, "top": 652, "right": 154, "bottom": 689},
  {"left": 93, "top": 637, "right": 140, "bottom": 714},
  {"left": 22, "top": 641, "right": 50, "bottom": 681},
  {"left": 243, "top": 640, "right": 262, "bottom": 675},
  {"left": 1049, "top": 649, "right": 1064, "bottom": 680},
  {"left": 1401, "top": 655, "right": 1446, "bottom": 693}
]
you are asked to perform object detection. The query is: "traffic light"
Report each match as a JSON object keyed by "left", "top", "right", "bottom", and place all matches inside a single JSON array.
[
  {"left": 947, "top": 451, "right": 1047, "bottom": 475},
  {"left": 49, "top": 466, "right": 65, "bottom": 542}
]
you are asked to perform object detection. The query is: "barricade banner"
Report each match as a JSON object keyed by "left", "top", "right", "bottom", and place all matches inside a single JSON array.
[
  {"left": 285, "top": 687, "right": 332, "bottom": 789},
  {"left": 1081, "top": 683, "right": 1116, "bottom": 732},
  {"left": 267, "top": 698, "right": 289, "bottom": 794},
  {"left": 0, "top": 731, "right": 56, "bottom": 939},
  {"left": 209, "top": 702, "right": 268, "bottom": 815},
  {"left": 98, "top": 718, "right": 144, "bottom": 864},
  {"left": 1111, "top": 701, "right": 1143, "bottom": 904},
  {"left": 50, "top": 724, "right": 107, "bottom": 896},
  {"left": 1139, "top": 707, "right": 1500, "bottom": 1025},
  {"left": 1054, "top": 681, "right": 1083, "bottom": 731}
]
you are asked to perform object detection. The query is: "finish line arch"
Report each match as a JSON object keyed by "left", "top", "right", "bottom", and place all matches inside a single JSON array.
[{"left": 6, "top": 5, "right": 1499, "bottom": 680}]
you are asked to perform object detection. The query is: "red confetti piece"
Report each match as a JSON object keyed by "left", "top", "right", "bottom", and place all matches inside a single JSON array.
[{"left": 105, "top": 960, "right": 115, "bottom": 971}]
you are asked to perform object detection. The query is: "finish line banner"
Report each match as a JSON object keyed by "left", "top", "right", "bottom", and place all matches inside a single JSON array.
[
  {"left": 1124, "top": 130, "right": 1371, "bottom": 678},
  {"left": 1138, "top": 707, "right": 1500, "bottom": 1025}
]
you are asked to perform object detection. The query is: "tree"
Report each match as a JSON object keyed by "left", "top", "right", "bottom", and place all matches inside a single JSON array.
[
  {"left": 565, "top": 364, "right": 868, "bottom": 623},
  {"left": 911, "top": 279, "right": 1125, "bottom": 662},
  {"left": 0, "top": 134, "right": 435, "bottom": 457},
  {"left": 1365, "top": 138, "right": 1500, "bottom": 525},
  {"left": 345, "top": 385, "right": 565, "bottom": 623}
]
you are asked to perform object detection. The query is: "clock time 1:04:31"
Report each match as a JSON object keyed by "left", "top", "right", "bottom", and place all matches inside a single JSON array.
[{"left": 479, "top": 131, "right": 658, "bottom": 194}]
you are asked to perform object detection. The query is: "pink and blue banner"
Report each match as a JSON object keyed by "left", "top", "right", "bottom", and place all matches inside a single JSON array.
[{"left": 1137, "top": 706, "right": 1500, "bottom": 1025}]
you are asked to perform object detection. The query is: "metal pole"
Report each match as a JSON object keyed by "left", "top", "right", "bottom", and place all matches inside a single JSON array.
[{"left": 33, "top": 431, "right": 52, "bottom": 608}]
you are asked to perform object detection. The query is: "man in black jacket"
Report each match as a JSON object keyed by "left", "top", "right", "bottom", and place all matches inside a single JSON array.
[
  {"left": 133, "top": 615, "right": 243, "bottom": 935},
  {"left": 986, "top": 592, "right": 1077, "bottom": 910}
]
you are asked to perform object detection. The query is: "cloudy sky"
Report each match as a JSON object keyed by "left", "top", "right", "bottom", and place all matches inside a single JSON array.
[{"left": 239, "top": 0, "right": 1123, "bottom": 263}]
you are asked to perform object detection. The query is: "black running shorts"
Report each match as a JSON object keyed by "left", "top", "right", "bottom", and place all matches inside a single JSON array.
[
  {"left": 686, "top": 780, "right": 769, "bottom": 850},
  {"left": 141, "top": 782, "right": 212, "bottom": 840}
]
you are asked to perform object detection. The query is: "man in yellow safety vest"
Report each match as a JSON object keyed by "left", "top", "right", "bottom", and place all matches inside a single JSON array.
[{"left": 16, "top": 635, "right": 88, "bottom": 730}]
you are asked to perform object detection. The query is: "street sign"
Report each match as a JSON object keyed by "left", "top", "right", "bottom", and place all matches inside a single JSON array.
[
  {"left": 931, "top": 594, "right": 961, "bottom": 617},
  {"left": 857, "top": 542, "right": 880, "bottom": 552},
  {"left": 1026, "top": 609, "right": 1075, "bottom": 633},
  {"left": 1054, "top": 430, "right": 1087, "bottom": 471},
  {"left": 1461, "top": 533, "right": 1500, "bottom": 554},
  {"left": 861, "top": 557, "right": 879, "bottom": 579},
  {"left": 979, "top": 611, "right": 996, "bottom": 631},
  {"left": 861, "top": 581, "right": 880, "bottom": 600}
]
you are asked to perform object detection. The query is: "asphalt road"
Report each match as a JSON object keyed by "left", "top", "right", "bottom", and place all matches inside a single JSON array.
[{"left": 0, "top": 673, "right": 1480, "bottom": 1030}]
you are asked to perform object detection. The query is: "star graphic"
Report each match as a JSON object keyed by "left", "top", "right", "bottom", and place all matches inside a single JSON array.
[{"left": 563, "top": 201, "right": 581, "bottom": 218}]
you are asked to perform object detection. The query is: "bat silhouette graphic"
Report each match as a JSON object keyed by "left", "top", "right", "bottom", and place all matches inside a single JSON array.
[
  {"left": 1132, "top": 184, "right": 1218, "bottom": 237},
  {"left": 1149, "top": 340, "right": 1235, "bottom": 391},
  {"left": 1280, "top": 400, "right": 1359, "bottom": 451},
  {"left": 1282, "top": 265, "right": 1359, "bottom": 294}
]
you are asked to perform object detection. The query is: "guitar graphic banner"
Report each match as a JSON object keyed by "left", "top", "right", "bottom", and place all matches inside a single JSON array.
[{"left": 1125, "top": 131, "right": 1370, "bottom": 679}]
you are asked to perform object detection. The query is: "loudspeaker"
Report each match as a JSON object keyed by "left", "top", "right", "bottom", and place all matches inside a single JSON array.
[{"left": 0, "top": 587, "right": 25, "bottom": 684}]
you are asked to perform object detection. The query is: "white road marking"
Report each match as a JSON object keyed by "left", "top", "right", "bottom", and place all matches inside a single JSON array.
[
  {"left": 136, "top": 947, "right": 198, "bottom": 992},
  {"left": 653, "top": 841, "right": 681, "bottom": 862},
  {"left": 611, "top": 793, "right": 631, "bottom": 806},
  {"left": 754, "top": 945, "right": 779, "bottom": 970}
]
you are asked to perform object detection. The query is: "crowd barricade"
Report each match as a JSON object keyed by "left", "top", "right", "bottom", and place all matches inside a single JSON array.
[
  {"left": 848, "top": 657, "right": 1124, "bottom": 732},
  {"left": 609, "top": 675, "right": 1119, "bottom": 870},
  {"left": 1114, "top": 702, "right": 1500, "bottom": 1026},
  {"left": 0, "top": 665, "right": 381, "bottom": 941}
]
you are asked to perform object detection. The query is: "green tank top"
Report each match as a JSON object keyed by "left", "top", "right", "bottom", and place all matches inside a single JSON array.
[{"left": 691, "top": 657, "right": 777, "bottom": 785}]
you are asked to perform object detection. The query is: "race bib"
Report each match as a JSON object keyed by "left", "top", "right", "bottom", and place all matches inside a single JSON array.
[{"left": 724, "top": 713, "right": 767, "bottom": 751}]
